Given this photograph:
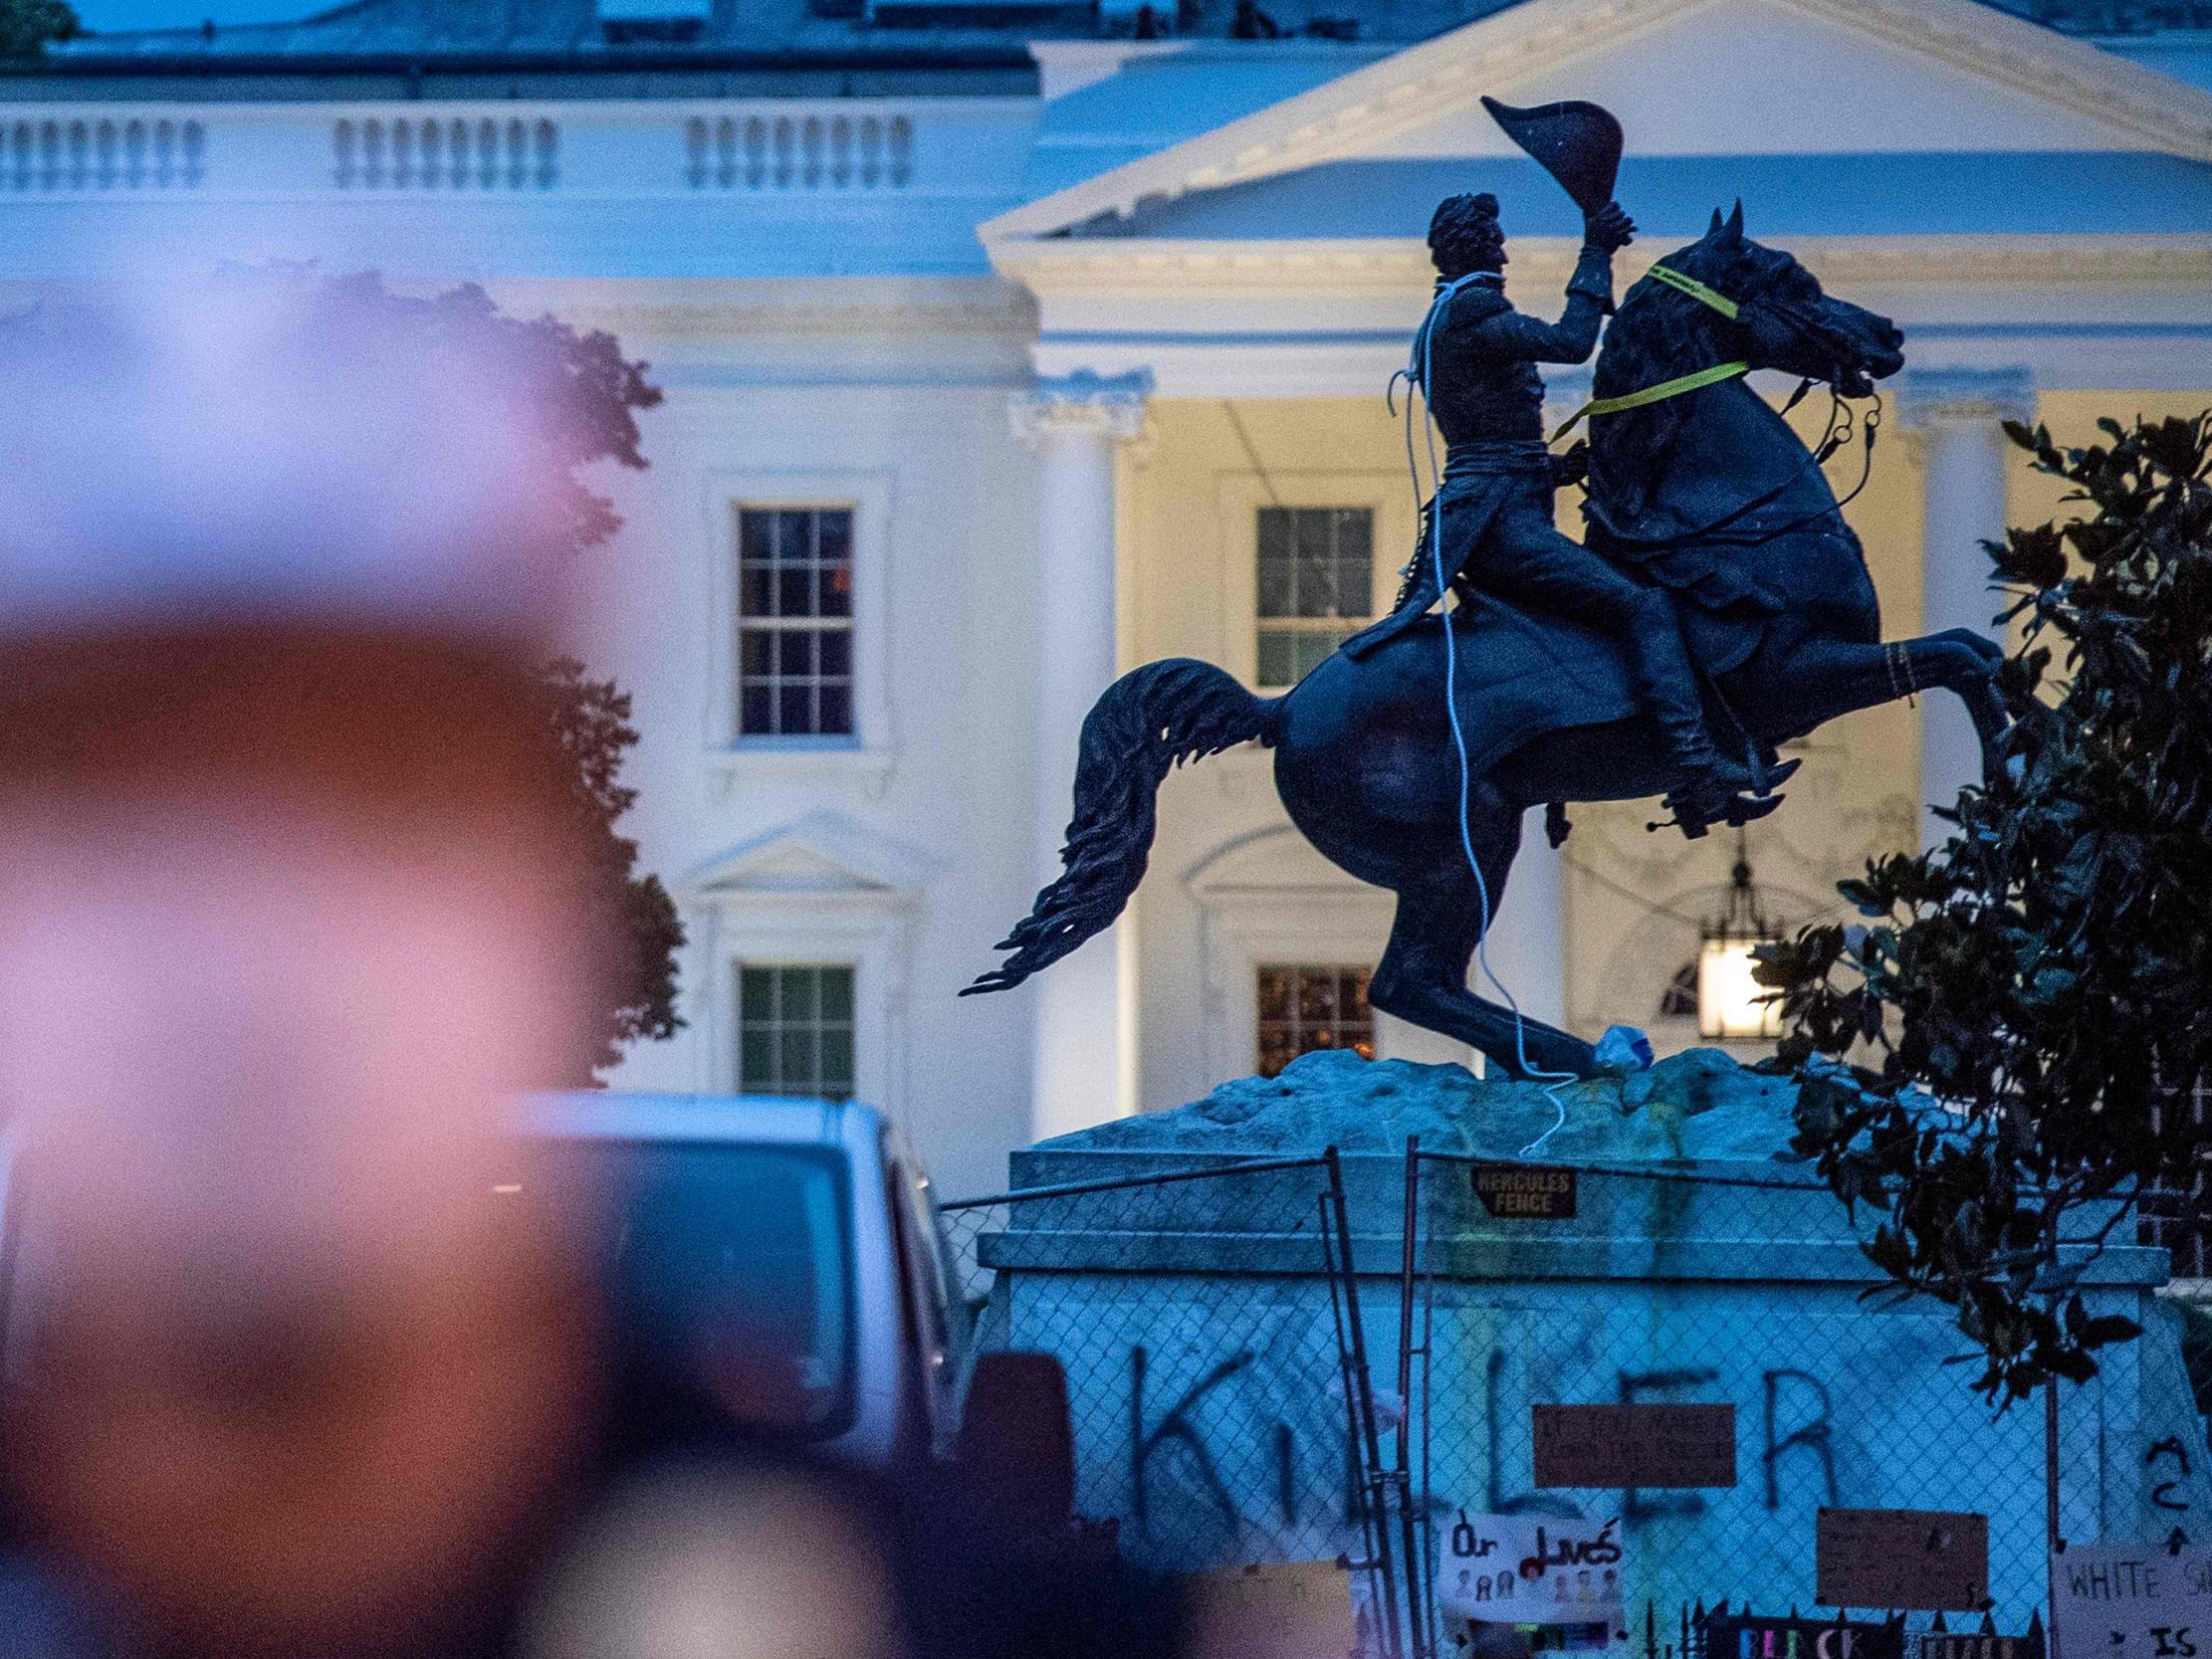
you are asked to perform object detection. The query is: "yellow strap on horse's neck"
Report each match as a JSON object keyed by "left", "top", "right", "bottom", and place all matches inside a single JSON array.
[
  {"left": 1550, "top": 359, "right": 1751, "bottom": 440},
  {"left": 1548, "top": 263, "right": 1748, "bottom": 442}
]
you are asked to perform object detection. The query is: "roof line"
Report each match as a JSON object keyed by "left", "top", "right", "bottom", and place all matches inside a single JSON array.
[
  {"left": 8, "top": 45, "right": 1041, "bottom": 81},
  {"left": 980, "top": 0, "right": 2212, "bottom": 243}
]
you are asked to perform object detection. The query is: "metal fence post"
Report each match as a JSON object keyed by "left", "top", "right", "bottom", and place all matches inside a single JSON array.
[
  {"left": 1398, "top": 1140, "right": 1433, "bottom": 1659},
  {"left": 1327, "top": 1144, "right": 1405, "bottom": 1659}
]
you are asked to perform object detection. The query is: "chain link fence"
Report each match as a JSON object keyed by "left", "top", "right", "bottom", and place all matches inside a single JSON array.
[
  {"left": 940, "top": 1155, "right": 1400, "bottom": 1617},
  {"left": 939, "top": 1143, "right": 2203, "bottom": 1659}
]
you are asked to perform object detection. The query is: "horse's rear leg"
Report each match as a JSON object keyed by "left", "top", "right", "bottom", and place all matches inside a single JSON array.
[
  {"left": 1768, "top": 631, "right": 2007, "bottom": 775},
  {"left": 1367, "top": 803, "right": 1599, "bottom": 1080}
]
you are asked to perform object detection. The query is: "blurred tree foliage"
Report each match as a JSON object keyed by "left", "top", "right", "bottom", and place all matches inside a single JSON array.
[
  {"left": 540, "top": 658, "right": 686, "bottom": 1083},
  {"left": 0, "top": 0, "right": 76, "bottom": 60},
  {"left": 319, "top": 274, "right": 681, "bottom": 1083},
  {"left": 1760, "top": 411, "right": 2212, "bottom": 1404}
]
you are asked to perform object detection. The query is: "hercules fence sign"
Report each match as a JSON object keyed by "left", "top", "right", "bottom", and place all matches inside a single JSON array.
[{"left": 1470, "top": 1160, "right": 1579, "bottom": 1219}]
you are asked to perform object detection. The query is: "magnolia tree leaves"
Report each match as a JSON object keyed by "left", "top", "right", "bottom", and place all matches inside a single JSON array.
[{"left": 1759, "top": 411, "right": 2211, "bottom": 1404}]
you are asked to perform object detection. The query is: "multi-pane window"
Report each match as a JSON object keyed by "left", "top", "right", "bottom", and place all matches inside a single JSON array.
[
  {"left": 1255, "top": 507, "right": 1375, "bottom": 688},
  {"left": 1256, "top": 964, "right": 1375, "bottom": 1079},
  {"left": 738, "top": 963, "right": 856, "bottom": 1102},
  {"left": 738, "top": 506, "right": 854, "bottom": 738}
]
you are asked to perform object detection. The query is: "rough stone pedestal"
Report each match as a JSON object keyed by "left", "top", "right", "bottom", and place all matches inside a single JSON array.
[{"left": 981, "top": 1050, "right": 2207, "bottom": 1618}]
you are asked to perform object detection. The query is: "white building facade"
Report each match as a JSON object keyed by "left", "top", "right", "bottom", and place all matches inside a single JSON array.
[{"left": 10, "top": 0, "right": 2212, "bottom": 1194}]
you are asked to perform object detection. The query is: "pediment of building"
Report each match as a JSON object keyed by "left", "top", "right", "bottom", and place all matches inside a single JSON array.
[
  {"left": 685, "top": 810, "right": 937, "bottom": 902},
  {"left": 986, "top": 0, "right": 2212, "bottom": 244}
]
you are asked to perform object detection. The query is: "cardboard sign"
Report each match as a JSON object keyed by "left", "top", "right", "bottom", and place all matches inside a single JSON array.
[
  {"left": 1919, "top": 1632, "right": 2044, "bottom": 1659},
  {"left": 1189, "top": 1560, "right": 1358, "bottom": 1659},
  {"left": 1471, "top": 1161, "right": 1579, "bottom": 1220},
  {"left": 1438, "top": 1509, "right": 1627, "bottom": 1627},
  {"left": 2051, "top": 1543, "right": 2212, "bottom": 1659},
  {"left": 1703, "top": 1609, "right": 1906, "bottom": 1659},
  {"left": 1815, "top": 1508, "right": 1989, "bottom": 1611},
  {"left": 1533, "top": 1403, "right": 1738, "bottom": 1489}
]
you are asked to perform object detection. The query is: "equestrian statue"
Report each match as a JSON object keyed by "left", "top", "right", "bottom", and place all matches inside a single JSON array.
[{"left": 967, "top": 98, "right": 2011, "bottom": 1081}]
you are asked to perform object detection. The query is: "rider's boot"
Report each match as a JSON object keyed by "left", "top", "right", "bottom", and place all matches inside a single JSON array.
[{"left": 1623, "top": 598, "right": 1798, "bottom": 838}]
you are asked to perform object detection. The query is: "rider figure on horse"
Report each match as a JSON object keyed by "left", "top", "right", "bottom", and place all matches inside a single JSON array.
[{"left": 1341, "top": 181, "right": 1787, "bottom": 838}]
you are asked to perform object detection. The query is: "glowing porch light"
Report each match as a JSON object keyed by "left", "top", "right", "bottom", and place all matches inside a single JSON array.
[{"left": 1697, "top": 830, "right": 1782, "bottom": 1041}]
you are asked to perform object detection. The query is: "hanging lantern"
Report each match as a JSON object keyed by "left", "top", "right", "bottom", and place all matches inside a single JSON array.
[{"left": 1697, "top": 829, "right": 1783, "bottom": 1041}]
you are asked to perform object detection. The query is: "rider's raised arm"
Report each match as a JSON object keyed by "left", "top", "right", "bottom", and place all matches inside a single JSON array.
[{"left": 1470, "top": 244, "right": 1615, "bottom": 364}]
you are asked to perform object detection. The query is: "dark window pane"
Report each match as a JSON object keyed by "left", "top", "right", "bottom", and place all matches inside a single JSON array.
[
  {"left": 1256, "top": 508, "right": 1290, "bottom": 562},
  {"left": 819, "top": 565, "right": 853, "bottom": 619},
  {"left": 1256, "top": 557, "right": 1292, "bottom": 618},
  {"left": 1256, "top": 632, "right": 1292, "bottom": 688},
  {"left": 1256, "top": 970, "right": 1290, "bottom": 1022},
  {"left": 820, "top": 1028, "right": 854, "bottom": 1087},
  {"left": 816, "top": 511, "right": 853, "bottom": 562},
  {"left": 740, "top": 629, "right": 772, "bottom": 675},
  {"left": 740, "top": 1028, "right": 775, "bottom": 1086},
  {"left": 1295, "top": 510, "right": 1333, "bottom": 565},
  {"left": 817, "top": 683, "right": 852, "bottom": 735},
  {"left": 741, "top": 967, "right": 775, "bottom": 1020},
  {"left": 774, "top": 511, "right": 811, "bottom": 560},
  {"left": 818, "top": 630, "right": 852, "bottom": 677},
  {"left": 778, "top": 685, "right": 812, "bottom": 733},
  {"left": 739, "top": 511, "right": 774, "bottom": 563},
  {"left": 741, "top": 686, "right": 774, "bottom": 734},
  {"left": 776, "top": 630, "right": 814, "bottom": 676},
  {"left": 777, "top": 568, "right": 812, "bottom": 618},
  {"left": 782, "top": 969, "right": 817, "bottom": 1021},
  {"left": 819, "top": 968, "right": 853, "bottom": 1019},
  {"left": 1336, "top": 511, "right": 1372, "bottom": 560},
  {"left": 777, "top": 1027, "right": 816, "bottom": 1082},
  {"left": 1337, "top": 557, "right": 1372, "bottom": 618},
  {"left": 741, "top": 567, "right": 775, "bottom": 619},
  {"left": 1295, "top": 558, "right": 1336, "bottom": 619}
]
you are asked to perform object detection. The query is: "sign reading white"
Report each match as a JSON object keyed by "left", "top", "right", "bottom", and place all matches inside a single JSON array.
[
  {"left": 2053, "top": 1547, "right": 2212, "bottom": 1659},
  {"left": 1438, "top": 1509, "right": 1628, "bottom": 1627}
]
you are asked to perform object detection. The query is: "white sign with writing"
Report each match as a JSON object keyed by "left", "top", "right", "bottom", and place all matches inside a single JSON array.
[
  {"left": 2052, "top": 1546, "right": 2212, "bottom": 1659},
  {"left": 1438, "top": 1509, "right": 1628, "bottom": 1627}
]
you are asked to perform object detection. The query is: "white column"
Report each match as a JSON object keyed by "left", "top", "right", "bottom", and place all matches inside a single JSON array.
[
  {"left": 1009, "top": 371, "right": 1149, "bottom": 1143},
  {"left": 1899, "top": 368, "right": 2033, "bottom": 851}
]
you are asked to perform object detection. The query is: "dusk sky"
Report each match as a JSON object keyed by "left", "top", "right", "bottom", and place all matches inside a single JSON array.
[{"left": 76, "top": 0, "right": 315, "bottom": 30}]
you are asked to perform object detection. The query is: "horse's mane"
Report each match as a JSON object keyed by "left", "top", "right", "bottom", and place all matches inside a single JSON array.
[{"left": 1588, "top": 228, "right": 1750, "bottom": 525}]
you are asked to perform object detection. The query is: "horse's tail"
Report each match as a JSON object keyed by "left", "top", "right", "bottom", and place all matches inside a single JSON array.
[{"left": 964, "top": 659, "right": 1283, "bottom": 997}]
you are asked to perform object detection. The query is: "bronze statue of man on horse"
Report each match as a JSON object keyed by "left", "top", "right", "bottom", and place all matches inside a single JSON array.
[{"left": 968, "top": 98, "right": 2012, "bottom": 1081}]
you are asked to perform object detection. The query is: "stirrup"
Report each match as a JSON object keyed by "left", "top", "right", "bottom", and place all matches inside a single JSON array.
[{"left": 1652, "top": 785, "right": 1786, "bottom": 840}]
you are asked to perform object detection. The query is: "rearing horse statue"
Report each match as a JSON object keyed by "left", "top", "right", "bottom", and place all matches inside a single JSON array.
[{"left": 966, "top": 208, "right": 2011, "bottom": 1079}]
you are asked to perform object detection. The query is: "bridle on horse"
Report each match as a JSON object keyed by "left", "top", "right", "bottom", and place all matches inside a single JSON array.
[{"left": 1553, "top": 261, "right": 1884, "bottom": 550}]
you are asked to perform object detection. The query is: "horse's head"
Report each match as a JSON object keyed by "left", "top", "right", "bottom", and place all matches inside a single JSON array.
[{"left": 1660, "top": 202, "right": 1904, "bottom": 397}]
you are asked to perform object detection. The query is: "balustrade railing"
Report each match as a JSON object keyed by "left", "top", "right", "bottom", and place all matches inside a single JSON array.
[
  {"left": 332, "top": 115, "right": 558, "bottom": 190},
  {"left": 0, "top": 116, "right": 203, "bottom": 192},
  {"left": 683, "top": 109, "right": 914, "bottom": 190}
]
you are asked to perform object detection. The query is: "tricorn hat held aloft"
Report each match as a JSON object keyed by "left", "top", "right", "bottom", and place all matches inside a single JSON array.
[{"left": 1479, "top": 96, "right": 1624, "bottom": 215}]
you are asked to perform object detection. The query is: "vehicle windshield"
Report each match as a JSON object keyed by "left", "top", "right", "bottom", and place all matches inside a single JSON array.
[{"left": 510, "top": 1139, "right": 855, "bottom": 1440}]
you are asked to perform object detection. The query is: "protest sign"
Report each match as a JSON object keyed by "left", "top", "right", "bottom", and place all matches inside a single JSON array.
[
  {"left": 2051, "top": 1544, "right": 2212, "bottom": 1659},
  {"left": 1438, "top": 1508, "right": 1627, "bottom": 1627},
  {"left": 1815, "top": 1509, "right": 1988, "bottom": 1611},
  {"left": 1533, "top": 1403, "right": 1737, "bottom": 1489},
  {"left": 1190, "top": 1561, "right": 1359, "bottom": 1659}
]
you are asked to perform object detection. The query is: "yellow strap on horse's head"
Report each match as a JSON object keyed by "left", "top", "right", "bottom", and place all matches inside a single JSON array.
[{"left": 1642, "top": 262, "right": 1741, "bottom": 321}]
